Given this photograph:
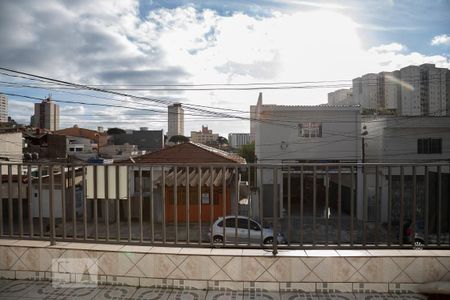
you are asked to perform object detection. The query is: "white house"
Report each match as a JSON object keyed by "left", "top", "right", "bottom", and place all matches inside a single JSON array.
[
  {"left": 253, "top": 94, "right": 363, "bottom": 221},
  {"left": 362, "top": 115, "right": 450, "bottom": 226}
]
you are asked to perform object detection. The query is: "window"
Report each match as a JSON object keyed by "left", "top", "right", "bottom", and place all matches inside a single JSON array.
[
  {"left": 417, "top": 138, "right": 442, "bottom": 154},
  {"left": 298, "top": 122, "right": 322, "bottom": 138},
  {"left": 238, "top": 218, "right": 249, "bottom": 229},
  {"left": 225, "top": 218, "right": 237, "bottom": 228}
]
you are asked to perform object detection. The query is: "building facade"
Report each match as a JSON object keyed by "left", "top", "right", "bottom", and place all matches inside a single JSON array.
[
  {"left": 253, "top": 95, "right": 363, "bottom": 220},
  {"left": 327, "top": 88, "right": 353, "bottom": 105},
  {"left": 0, "top": 131, "right": 22, "bottom": 162},
  {"left": 349, "top": 64, "right": 449, "bottom": 115},
  {"left": 363, "top": 115, "right": 450, "bottom": 162},
  {"left": 167, "top": 103, "right": 184, "bottom": 141},
  {"left": 32, "top": 96, "right": 60, "bottom": 131},
  {"left": 190, "top": 125, "right": 219, "bottom": 144},
  {"left": 0, "top": 94, "right": 8, "bottom": 123},
  {"left": 228, "top": 133, "right": 251, "bottom": 149}
]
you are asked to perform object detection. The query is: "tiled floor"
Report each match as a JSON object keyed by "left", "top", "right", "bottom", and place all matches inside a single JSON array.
[{"left": 0, "top": 280, "right": 429, "bottom": 300}]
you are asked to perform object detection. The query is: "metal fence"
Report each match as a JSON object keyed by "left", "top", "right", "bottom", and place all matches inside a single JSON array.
[{"left": 0, "top": 162, "right": 449, "bottom": 252}]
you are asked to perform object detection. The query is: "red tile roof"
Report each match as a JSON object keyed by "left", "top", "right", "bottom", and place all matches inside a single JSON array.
[{"left": 126, "top": 142, "right": 245, "bottom": 164}]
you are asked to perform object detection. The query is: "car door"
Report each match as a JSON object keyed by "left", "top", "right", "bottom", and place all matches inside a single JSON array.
[
  {"left": 224, "top": 217, "right": 238, "bottom": 244},
  {"left": 237, "top": 218, "right": 250, "bottom": 244},
  {"left": 249, "top": 220, "right": 263, "bottom": 244}
]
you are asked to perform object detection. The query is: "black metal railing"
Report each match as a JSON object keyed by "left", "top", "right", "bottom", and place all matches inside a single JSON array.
[{"left": 0, "top": 162, "right": 449, "bottom": 251}]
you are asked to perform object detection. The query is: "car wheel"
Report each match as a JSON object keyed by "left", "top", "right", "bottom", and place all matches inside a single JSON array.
[
  {"left": 263, "top": 237, "right": 273, "bottom": 244},
  {"left": 414, "top": 239, "right": 424, "bottom": 250},
  {"left": 213, "top": 235, "right": 224, "bottom": 244}
]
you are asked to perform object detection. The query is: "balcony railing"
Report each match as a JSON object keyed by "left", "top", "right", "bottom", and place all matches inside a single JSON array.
[{"left": 0, "top": 162, "right": 449, "bottom": 252}]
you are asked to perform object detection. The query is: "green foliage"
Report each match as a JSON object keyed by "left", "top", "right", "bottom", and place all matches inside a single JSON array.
[
  {"left": 217, "top": 136, "right": 229, "bottom": 145},
  {"left": 169, "top": 135, "right": 190, "bottom": 143},
  {"left": 238, "top": 142, "right": 255, "bottom": 163},
  {"left": 107, "top": 127, "right": 126, "bottom": 135}
]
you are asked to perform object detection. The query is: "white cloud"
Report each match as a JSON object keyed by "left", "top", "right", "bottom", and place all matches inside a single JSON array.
[
  {"left": 1, "top": 1, "right": 449, "bottom": 136},
  {"left": 369, "top": 43, "right": 407, "bottom": 53},
  {"left": 431, "top": 34, "right": 450, "bottom": 46}
]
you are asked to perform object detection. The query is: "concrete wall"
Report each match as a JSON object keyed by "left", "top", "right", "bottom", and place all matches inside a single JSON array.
[
  {"left": 0, "top": 240, "right": 448, "bottom": 292},
  {"left": 363, "top": 116, "right": 450, "bottom": 162},
  {"left": 256, "top": 107, "right": 361, "bottom": 163},
  {"left": 0, "top": 132, "right": 22, "bottom": 162}
]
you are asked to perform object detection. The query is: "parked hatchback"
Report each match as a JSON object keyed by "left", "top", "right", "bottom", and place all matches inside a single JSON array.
[{"left": 208, "top": 216, "right": 286, "bottom": 245}]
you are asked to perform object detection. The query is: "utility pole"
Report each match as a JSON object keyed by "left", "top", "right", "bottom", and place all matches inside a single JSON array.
[{"left": 361, "top": 126, "right": 368, "bottom": 163}]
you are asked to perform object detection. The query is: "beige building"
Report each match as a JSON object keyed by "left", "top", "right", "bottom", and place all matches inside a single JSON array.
[
  {"left": 167, "top": 103, "right": 184, "bottom": 141},
  {"left": 0, "top": 94, "right": 7, "bottom": 123},
  {"left": 190, "top": 126, "right": 219, "bottom": 144},
  {"left": 32, "top": 96, "right": 60, "bottom": 131},
  {"left": 0, "top": 131, "right": 22, "bottom": 162}
]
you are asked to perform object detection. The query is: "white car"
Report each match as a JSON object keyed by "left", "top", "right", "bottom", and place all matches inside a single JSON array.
[{"left": 208, "top": 216, "right": 286, "bottom": 245}]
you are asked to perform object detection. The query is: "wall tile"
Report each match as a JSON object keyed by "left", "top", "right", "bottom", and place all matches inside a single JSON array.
[
  {"left": 352, "top": 283, "right": 388, "bottom": 293},
  {"left": 208, "top": 280, "right": 243, "bottom": 291},
  {"left": 279, "top": 282, "right": 315, "bottom": 292},
  {"left": 316, "top": 282, "right": 352, "bottom": 293}
]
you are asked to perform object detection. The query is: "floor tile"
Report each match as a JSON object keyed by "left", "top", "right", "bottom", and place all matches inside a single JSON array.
[
  {"left": 354, "top": 294, "right": 427, "bottom": 300},
  {"left": 94, "top": 286, "right": 137, "bottom": 300},
  {"left": 0, "top": 280, "right": 44, "bottom": 297},
  {"left": 280, "top": 292, "right": 320, "bottom": 299},
  {"left": 21, "top": 281, "right": 68, "bottom": 299},
  {"left": 206, "top": 290, "right": 244, "bottom": 300},
  {"left": 56, "top": 286, "right": 104, "bottom": 300},
  {"left": 0, "top": 280, "right": 12, "bottom": 290},
  {"left": 131, "top": 287, "right": 172, "bottom": 299},
  {"left": 168, "top": 289, "right": 207, "bottom": 300},
  {"left": 242, "top": 291, "right": 280, "bottom": 300},
  {"left": 318, "top": 293, "right": 356, "bottom": 300}
]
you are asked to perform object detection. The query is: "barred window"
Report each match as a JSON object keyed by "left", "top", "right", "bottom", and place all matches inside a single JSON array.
[
  {"left": 417, "top": 138, "right": 442, "bottom": 154},
  {"left": 298, "top": 122, "right": 322, "bottom": 138}
]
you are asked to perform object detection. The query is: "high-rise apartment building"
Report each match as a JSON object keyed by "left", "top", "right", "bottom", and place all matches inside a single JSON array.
[
  {"left": 361, "top": 73, "right": 379, "bottom": 110},
  {"left": 378, "top": 70, "right": 401, "bottom": 110},
  {"left": 400, "top": 64, "right": 449, "bottom": 116},
  {"left": 348, "top": 64, "right": 449, "bottom": 116},
  {"left": 32, "top": 96, "right": 60, "bottom": 131},
  {"left": 167, "top": 103, "right": 184, "bottom": 141},
  {"left": 327, "top": 88, "right": 353, "bottom": 105},
  {"left": 228, "top": 133, "right": 251, "bottom": 149},
  {"left": 0, "top": 94, "right": 7, "bottom": 123}
]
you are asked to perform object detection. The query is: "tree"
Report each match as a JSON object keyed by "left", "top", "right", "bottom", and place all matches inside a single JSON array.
[
  {"left": 107, "top": 127, "right": 126, "bottom": 135},
  {"left": 238, "top": 142, "right": 256, "bottom": 184},
  {"left": 238, "top": 142, "right": 255, "bottom": 163},
  {"left": 217, "top": 136, "right": 228, "bottom": 146},
  {"left": 169, "top": 135, "right": 189, "bottom": 144}
]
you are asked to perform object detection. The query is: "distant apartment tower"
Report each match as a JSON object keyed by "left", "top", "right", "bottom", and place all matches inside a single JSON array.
[
  {"left": 378, "top": 71, "right": 401, "bottom": 110},
  {"left": 190, "top": 125, "right": 218, "bottom": 144},
  {"left": 167, "top": 103, "right": 184, "bottom": 141},
  {"left": 327, "top": 88, "right": 353, "bottom": 105},
  {"left": 360, "top": 73, "right": 379, "bottom": 110},
  {"left": 0, "top": 94, "right": 7, "bottom": 123},
  {"left": 32, "top": 96, "right": 60, "bottom": 131},
  {"left": 400, "top": 64, "right": 448, "bottom": 116},
  {"left": 228, "top": 133, "right": 251, "bottom": 149},
  {"left": 350, "top": 64, "right": 449, "bottom": 115}
]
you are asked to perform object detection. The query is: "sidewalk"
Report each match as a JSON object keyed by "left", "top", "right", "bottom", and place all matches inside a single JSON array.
[{"left": 0, "top": 279, "right": 428, "bottom": 299}]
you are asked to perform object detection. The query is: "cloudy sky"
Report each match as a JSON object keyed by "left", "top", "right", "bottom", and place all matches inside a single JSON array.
[{"left": 0, "top": 0, "right": 449, "bottom": 136}]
